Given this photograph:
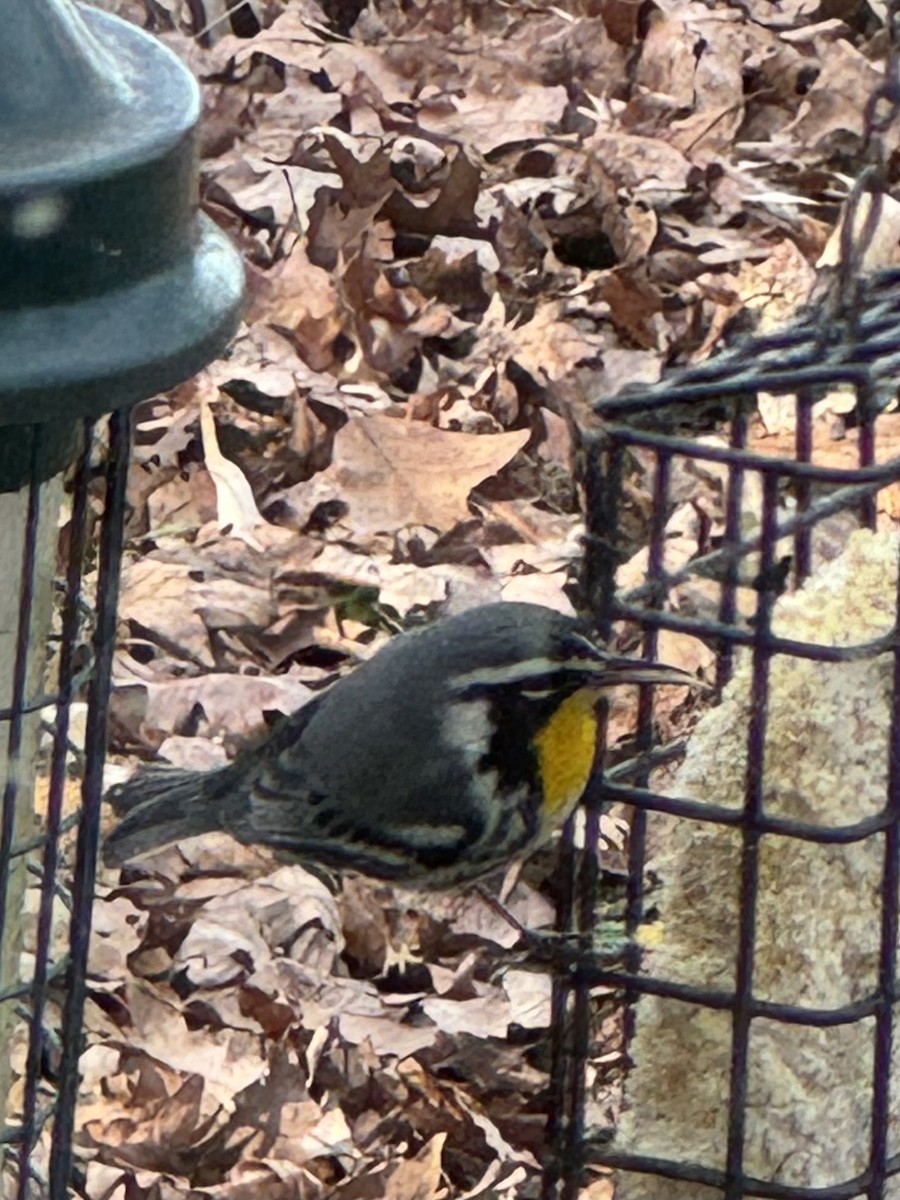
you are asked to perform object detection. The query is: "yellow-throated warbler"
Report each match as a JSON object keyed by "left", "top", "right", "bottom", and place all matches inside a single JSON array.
[{"left": 103, "top": 602, "right": 695, "bottom": 886}]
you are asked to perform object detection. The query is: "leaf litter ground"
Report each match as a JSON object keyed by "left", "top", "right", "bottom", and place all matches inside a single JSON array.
[{"left": 25, "top": 0, "right": 900, "bottom": 1196}]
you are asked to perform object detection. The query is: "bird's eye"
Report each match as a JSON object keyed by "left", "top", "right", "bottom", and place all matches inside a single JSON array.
[{"left": 563, "top": 632, "right": 605, "bottom": 662}]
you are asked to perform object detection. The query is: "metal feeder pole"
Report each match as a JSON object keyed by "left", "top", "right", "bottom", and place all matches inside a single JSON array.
[{"left": 0, "top": 1, "right": 243, "bottom": 1193}]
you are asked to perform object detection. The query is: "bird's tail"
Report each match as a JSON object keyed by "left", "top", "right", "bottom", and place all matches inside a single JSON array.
[{"left": 102, "top": 765, "right": 236, "bottom": 867}]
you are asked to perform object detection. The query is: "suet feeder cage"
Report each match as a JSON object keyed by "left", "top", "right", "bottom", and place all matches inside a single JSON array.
[
  {"left": 546, "top": 261, "right": 900, "bottom": 1200},
  {"left": 0, "top": 0, "right": 242, "bottom": 1194}
]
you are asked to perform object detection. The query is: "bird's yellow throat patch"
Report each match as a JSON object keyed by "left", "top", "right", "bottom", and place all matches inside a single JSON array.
[{"left": 533, "top": 688, "right": 599, "bottom": 837}]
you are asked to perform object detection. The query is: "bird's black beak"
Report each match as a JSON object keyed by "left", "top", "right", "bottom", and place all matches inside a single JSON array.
[
  {"left": 561, "top": 633, "right": 706, "bottom": 691},
  {"left": 567, "top": 654, "right": 702, "bottom": 691}
]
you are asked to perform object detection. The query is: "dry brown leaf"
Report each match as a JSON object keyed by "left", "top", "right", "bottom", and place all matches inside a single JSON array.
[
  {"left": 90, "top": 894, "right": 148, "bottom": 981},
  {"left": 817, "top": 190, "right": 900, "bottom": 272},
  {"left": 502, "top": 969, "right": 553, "bottom": 1030},
  {"left": 421, "top": 994, "right": 511, "bottom": 1040},
  {"left": 503, "top": 303, "right": 604, "bottom": 386},
  {"left": 634, "top": 9, "right": 697, "bottom": 107},
  {"left": 308, "top": 543, "right": 483, "bottom": 616},
  {"left": 200, "top": 387, "right": 271, "bottom": 550},
  {"left": 109, "top": 673, "right": 313, "bottom": 751},
  {"left": 338, "top": 1012, "right": 439, "bottom": 1060},
  {"left": 173, "top": 866, "right": 341, "bottom": 988},
  {"left": 307, "top": 415, "right": 529, "bottom": 535},
  {"left": 380, "top": 1134, "right": 447, "bottom": 1200}
]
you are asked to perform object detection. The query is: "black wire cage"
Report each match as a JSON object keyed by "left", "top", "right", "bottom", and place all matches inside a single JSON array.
[
  {"left": 0, "top": 416, "right": 131, "bottom": 1198},
  {"left": 542, "top": 261, "right": 900, "bottom": 1200},
  {"left": 0, "top": 1, "right": 243, "bottom": 1195}
]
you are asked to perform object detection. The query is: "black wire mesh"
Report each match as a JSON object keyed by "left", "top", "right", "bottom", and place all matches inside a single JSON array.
[
  {"left": 0, "top": 412, "right": 130, "bottom": 1199},
  {"left": 542, "top": 267, "right": 900, "bottom": 1200}
]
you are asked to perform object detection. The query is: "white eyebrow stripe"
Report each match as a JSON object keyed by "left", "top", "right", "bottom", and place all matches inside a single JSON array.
[
  {"left": 451, "top": 657, "right": 696, "bottom": 693},
  {"left": 451, "top": 656, "right": 606, "bottom": 690}
]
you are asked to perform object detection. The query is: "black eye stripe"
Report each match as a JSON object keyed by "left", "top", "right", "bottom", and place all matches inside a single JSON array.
[{"left": 457, "top": 675, "right": 584, "bottom": 700}]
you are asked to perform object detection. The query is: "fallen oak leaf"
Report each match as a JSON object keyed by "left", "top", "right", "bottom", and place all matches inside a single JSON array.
[
  {"left": 380, "top": 1133, "right": 448, "bottom": 1200},
  {"left": 304, "top": 414, "right": 530, "bottom": 536}
]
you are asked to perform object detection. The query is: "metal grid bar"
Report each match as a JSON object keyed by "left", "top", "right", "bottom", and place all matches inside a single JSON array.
[
  {"left": 596, "top": 267, "right": 900, "bottom": 421},
  {"left": 608, "top": 603, "right": 894, "bottom": 661},
  {"left": 585, "top": 1145, "right": 900, "bottom": 1199},
  {"left": 624, "top": 447, "right": 672, "bottom": 1006},
  {"left": 859, "top": 378, "right": 879, "bottom": 530},
  {"left": 724, "top": 471, "right": 778, "bottom": 1199},
  {"left": 0, "top": 432, "right": 42, "bottom": 967},
  {"left": 597, "top": 781, "right": 900, "bottom": 844},
  {"left": 544, "top": 721, "right": 615, "bottom": 1196},
  {"left": 48, "top": 408, "right": 132, "bottom": 1199},
  {"left": 15, "top": 424, "right": 92, "bottom": 1195},
  {"left": 793, "top": 391, "right": 814, "bottom": 582},
  {"left": 867, "top": 544, "right": 900, "bottom": 1199},
  {"left": 574, "top": 965, "right": 890, "bottom": 1026},
  {"left": 717, "top": 405, "right": 748, "bottom": 688},
  {"left": 596, "top": 424, "right": 899, "bottom": 479}
]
